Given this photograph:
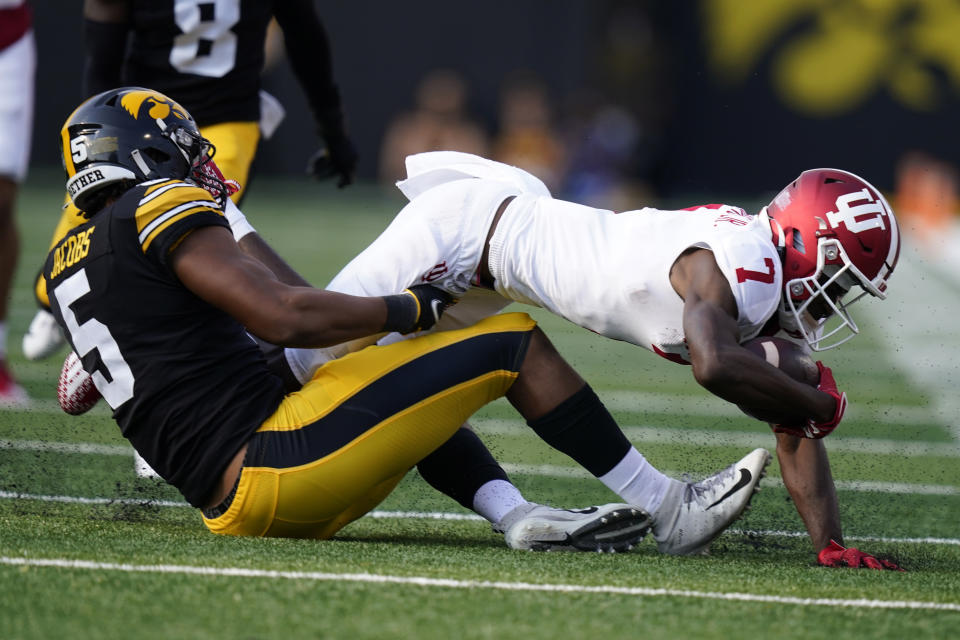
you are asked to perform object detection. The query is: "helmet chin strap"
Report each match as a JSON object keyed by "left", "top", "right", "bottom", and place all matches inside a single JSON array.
[
  {"left": 759, "top": 206, "right": 786, "bottom": 261},
  {"left": 129, "top": 149, "right": 152, "bottom": 178}
]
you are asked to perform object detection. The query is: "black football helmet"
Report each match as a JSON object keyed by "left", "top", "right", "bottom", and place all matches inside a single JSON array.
[{"left": 60, "top": 87, "right": 216, "bottom": 214}]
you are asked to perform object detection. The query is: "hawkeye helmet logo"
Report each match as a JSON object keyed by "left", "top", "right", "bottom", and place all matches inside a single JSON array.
[
  {"left": 120, "top": 90, "right": 190, "bottom": 123},
  {"left": 825, "top": 189, "right": 889, "bottom": 234}
]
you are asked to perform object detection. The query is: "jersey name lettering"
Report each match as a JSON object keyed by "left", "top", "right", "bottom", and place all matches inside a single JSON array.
[{"left": 50, "top": 227, "right": 96, "bottom": 280}]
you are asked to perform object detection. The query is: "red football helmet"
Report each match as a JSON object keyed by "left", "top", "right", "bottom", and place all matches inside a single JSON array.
[{"left": 759, "top": 168, "right": 900, "bottom": 350}]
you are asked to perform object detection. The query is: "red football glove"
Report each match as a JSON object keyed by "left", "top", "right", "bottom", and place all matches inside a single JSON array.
[
  {"left": 773, "top": 361, "right": 847, "bottom": 439},
  {"left": 817, "top": 540, "right": 904, "bottom": 571},
  {"left": 191, "top": 156, "right": 241, "bottom": 204}
]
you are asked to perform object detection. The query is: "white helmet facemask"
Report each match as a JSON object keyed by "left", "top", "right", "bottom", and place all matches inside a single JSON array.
[{"left": 779, "top": 238, "right": 873, "bottom": 351}]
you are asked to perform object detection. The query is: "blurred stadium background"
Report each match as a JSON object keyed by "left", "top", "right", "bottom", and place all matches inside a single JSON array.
[
  {"left": 4, "top": 2, "right": 960, "bottom": 638},
  {"left": 27, "top": 0, "right": 960, "bottom": 211}
]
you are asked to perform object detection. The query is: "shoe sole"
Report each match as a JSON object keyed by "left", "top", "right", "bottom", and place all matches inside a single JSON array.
[
  {"left": 518, "top": 507, "right": 653, "bottom": 553},
  {"left": 681, "top": 449, "right": 772, "bottom": 555}
]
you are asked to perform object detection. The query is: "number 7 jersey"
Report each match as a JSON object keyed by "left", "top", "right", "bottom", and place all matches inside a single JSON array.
[{"left": 489, "top": 199, "right": 784, "bottom": 364}]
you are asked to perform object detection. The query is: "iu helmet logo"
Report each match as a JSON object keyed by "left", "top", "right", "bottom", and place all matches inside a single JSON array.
[{"left": 824, "top": 189, "right": 889, "bottom": 234}]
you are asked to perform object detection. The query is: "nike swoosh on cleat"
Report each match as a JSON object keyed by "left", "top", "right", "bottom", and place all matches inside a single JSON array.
[
  {"left": 562, "top": 506, "right": 599, "bottom": 515},
  {"left": 430, "top": 299, "right": 444, "bottom": 321},
  {"left": 705, "top": 469, "right": 752, "bottom": 510}
]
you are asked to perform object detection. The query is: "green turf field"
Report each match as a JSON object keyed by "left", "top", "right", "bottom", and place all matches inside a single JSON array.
[{"left": 1, "top": 172, "right": 958, "bottom": 639}]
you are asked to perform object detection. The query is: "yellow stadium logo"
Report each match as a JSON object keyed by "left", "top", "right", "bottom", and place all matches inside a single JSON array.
[
  {"left": 702, "top": 0, "right": 960, "bottom": 116},
  {"left": 120, "top": 90, "right": 190, "bottom": 122}
]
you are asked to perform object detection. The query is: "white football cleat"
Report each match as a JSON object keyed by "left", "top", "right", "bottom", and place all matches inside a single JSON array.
[
  {"left": 497, "top": 502, "right": 652, "bottom": 552},
  {"left": 652, "top": 447, "right": 771, "bottom": 555},
  {"left": 22, "top": 309, "right": 65, "bottom": 360}
]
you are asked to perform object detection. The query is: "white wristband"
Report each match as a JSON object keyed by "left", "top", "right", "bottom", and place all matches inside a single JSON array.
[{"left": 223, "top": 198, "right": 256, "bottom": 242}]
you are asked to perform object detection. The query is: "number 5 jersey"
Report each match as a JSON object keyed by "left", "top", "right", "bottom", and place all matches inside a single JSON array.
[{"left": 43, "top": 179, "right": 284, "bottom": 507}]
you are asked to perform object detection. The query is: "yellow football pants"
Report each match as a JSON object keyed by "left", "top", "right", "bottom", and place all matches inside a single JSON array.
[
  {"left": 202, "top": 312, "right": 536, "bottom": 539},
  {"left": 36, "top": 121, "right": 260, "bottom": 307}
]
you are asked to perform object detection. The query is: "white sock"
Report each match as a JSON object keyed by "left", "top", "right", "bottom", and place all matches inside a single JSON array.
[
  {"left": 472, "top": 479, "right": 528, "bottom": 524},
  {"left": 598, "top": 447, "right": 674, "bottom": 514}
]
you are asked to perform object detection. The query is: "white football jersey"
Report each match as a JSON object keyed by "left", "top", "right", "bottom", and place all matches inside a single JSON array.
[
  {"left": 286, "top": 152, "right": 785, "bottom": 383},
  {"left": 489, "top": 197, "right": 783, "bottom": 363}
]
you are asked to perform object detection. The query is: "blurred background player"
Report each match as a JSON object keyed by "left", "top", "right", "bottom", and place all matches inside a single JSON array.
[
  {"left": 491, "top": 71, "right": 566, "bottom": 194},
  {"left": 378, "top": 68, "right": 489, "bottom": 186},
  {"left": 23, "top": 0, "right": 359, "bottom": 360},
  {"left": 0, "top": 0, "right": 35, "bottom": 407}
]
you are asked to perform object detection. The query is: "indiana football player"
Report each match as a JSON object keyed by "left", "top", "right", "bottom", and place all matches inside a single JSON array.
[{"left": 280, "top": 150, "right": 902, "bottom": 569}]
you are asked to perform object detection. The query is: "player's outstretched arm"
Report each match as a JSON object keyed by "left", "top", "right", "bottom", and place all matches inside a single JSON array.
[
  {"left": 169, "top": 225, "right": 450, "bottom": 347},
  {"left": 192, "top": 163, "right": 313, "bottom": 288},
  {"left": 774, "top": 432, "right": 842, "bottom": 552},
  {"left": 235, "top": 232, "right": 312, "bottom": 288},
  {"left": 777, "top": 433, "right": 904, "bottom": 570},
  {"left": 672, "top": 249, "right": 836, "bottom": 422},
  {"left": 274, "top": 0, "right": 358, "bottom": 187}
]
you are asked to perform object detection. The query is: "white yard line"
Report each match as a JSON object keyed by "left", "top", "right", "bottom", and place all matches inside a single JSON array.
[
  {"left": 7, "top": 418, "right": 960, "bottom": 462},
  {"left": 3, "top": 437, "right": 958, "bottom": 495},
  {"left": 496, "top": 463, "right": 960, "bottom": 495},
  {"left": 2, "top": 491, "right": 959, "bottom": 547},
  {"left": 0, "top": 556, "right": 956, "bottom": 611},
  {"left": 0, "top": 439, "right": 129, "bottom": 456},
  {"left": 6, "top": 392, "right": 939, "bottom": 428},
  {"left": 469, "top": 418, "right": 960, "bottom": 458}
]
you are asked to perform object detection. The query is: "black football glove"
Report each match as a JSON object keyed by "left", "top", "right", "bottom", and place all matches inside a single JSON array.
[
  {"left": 382, "top": 284, "right": 455, "bottom": 334},
  {"left": 306, "top": 88, "right": 358, "bottom": 187},
  {"left": 307, "top": 130, "right": 358, "bottom": 188}
]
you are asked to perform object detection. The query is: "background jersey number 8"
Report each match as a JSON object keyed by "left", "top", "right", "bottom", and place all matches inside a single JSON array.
[{"left": 170, "top": 0, "right": 240, "bottom": 78}]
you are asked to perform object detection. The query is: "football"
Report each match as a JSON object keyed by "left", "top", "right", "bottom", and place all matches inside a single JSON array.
[
  {"left": 57, "top": 351, "right": 102, "bottom": 415},
  {"left": 737, "top": 336, "right": 819, "bottom": 422}
]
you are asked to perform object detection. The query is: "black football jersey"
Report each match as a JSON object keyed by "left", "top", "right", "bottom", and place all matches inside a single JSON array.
[
  {"left": 123, "top": 0, "right": 274, "bottom": 125},
  {"left": 44, "top": 180, "right": 285, "bottom": 507}
]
